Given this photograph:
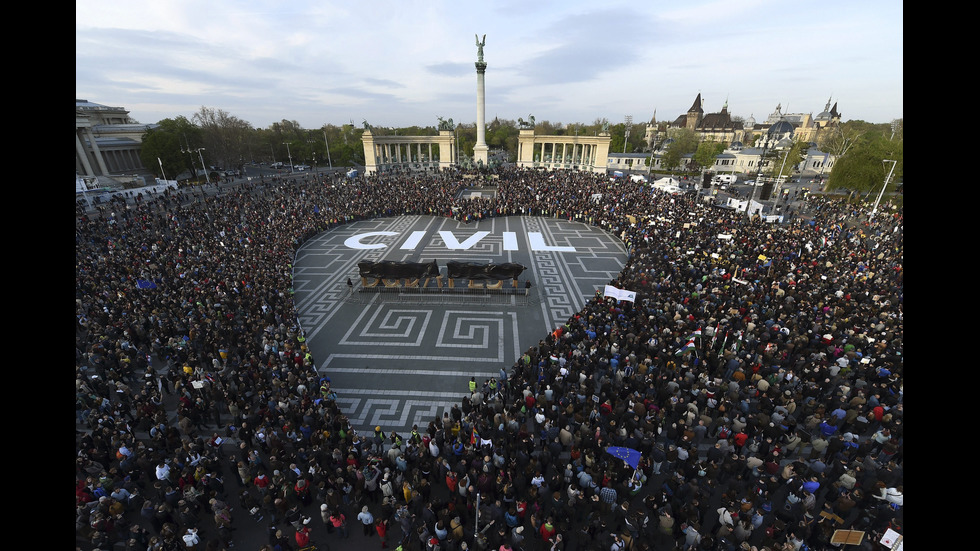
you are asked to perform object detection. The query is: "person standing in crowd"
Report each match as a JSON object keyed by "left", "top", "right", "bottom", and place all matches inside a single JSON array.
[
  {"left": 358, "top": 505, "right": 376, "bottom": 537},
  {"left": 75, "top": 166, "right": 902, "bottom": 551}
]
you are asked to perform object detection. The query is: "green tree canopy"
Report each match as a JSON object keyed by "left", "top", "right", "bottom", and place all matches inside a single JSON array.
[
  {"left": 140, "top": 116, "right": 202, "bottom": 180},
  {"left": 660, "top": 129, "right": 699, "bottom": 171},
  {"left": 692, "top": 140, "right": 726, "bottom": 171},
  {"left": 826, "top": 130, "right": 902, "bottom": 193},
  {"left": 485, "top": 119, "right": 519, "bottom": 161}
]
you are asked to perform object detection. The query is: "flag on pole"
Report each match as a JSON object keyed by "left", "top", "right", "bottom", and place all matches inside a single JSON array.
[
  {"left": 731, "top": 330, "right": 743, "bottom": 352},
  {"left": 471, "top": 427, "right": 479, "bottom": 445},
  {"left": 676, "top": 337, "right": 696, "bottom": 356}
]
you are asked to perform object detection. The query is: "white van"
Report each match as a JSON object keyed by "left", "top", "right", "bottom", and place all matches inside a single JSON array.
[
  {"left": 630, "top": 174, "right": 647, "bottom": 183},
  {"left": 712, "top": 174, "right": 738, "bottom": 185}
]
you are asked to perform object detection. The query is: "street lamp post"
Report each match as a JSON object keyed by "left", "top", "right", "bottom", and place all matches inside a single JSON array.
[
  {"left": 197, "top": 148, "right": 210, "bottom": 185},
  {"left": 158, "top": 157, "right": 169, "bottom": 185},
  {"left": 181, "top": 146, "right": 209, "bottom": 185},
  {"left": 624, "top": 115, "right": 633, "bottom": 154},
  {"left": 307, "top": 138, "right": 318, "bottom": 175},
  {"left": 323, "top": 130, "right": 333, "bottom": 170},
  {"left": 870, "top": 159, "right": 897, "bottom": 218},
  {"left": 770, "top": 147, "right": 792, "bottom": 214},
  {"left": 745, "top": 140, "right": 768, "bottom": 220},
  {"left": 283, "top": 142, "right": 293, "bottom": 173}
]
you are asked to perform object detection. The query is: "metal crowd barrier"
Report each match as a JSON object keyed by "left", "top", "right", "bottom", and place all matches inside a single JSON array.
[{"left": 348, "top": 278, "right": 532, "bottom": 306}]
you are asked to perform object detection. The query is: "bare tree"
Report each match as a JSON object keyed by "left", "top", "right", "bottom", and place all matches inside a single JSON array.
[{"left": 192, "top": 106, "right": 254, "bottom": 169}]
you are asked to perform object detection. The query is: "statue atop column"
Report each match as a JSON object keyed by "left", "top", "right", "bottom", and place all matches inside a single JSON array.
[
  {"left": 475, "top": 34, "right": 486, "bottom": 63},
  {"left": 437, "top": 117, "right": 455, "bottom": 131}
]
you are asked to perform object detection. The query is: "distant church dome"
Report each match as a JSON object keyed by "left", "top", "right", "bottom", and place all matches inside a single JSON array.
[
  {"left": 744, "top": 114, "right": 756, "bottom": 129},
  {"left": 729, "top": 141, "right": 744, "bottom": 151},
  {"left": 768, "top": 119, "right": 794, "bottom": 136}
]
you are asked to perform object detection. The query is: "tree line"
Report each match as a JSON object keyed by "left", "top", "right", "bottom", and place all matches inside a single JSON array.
[{"left": 139, "top": 106, "right": 901, "bottom": 194}]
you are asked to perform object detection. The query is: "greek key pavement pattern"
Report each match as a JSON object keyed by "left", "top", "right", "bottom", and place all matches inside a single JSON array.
[{"left": 292, "top": 215, "right": 626, "bottom": 435}]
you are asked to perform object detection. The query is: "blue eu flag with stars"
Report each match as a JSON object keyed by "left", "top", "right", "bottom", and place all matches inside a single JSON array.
[{"left": 605, "top": 446, "right": 641, "bottom": 469}]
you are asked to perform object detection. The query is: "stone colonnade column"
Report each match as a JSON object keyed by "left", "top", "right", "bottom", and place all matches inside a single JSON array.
[{"left": 473, "top": 57, "right": 489, "bottom": 166}]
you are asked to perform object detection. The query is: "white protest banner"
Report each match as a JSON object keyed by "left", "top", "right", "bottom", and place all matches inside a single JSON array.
[{"left": 603, "top": 285, "right": 637, "bottom": 302}]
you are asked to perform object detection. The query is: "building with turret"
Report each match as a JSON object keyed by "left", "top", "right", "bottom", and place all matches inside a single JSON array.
[
  {"left": 744, "top": 98, "right": 841, "bottom": 146},
  {"left": 664, "top": 94, "right": 745, "bottom": 145}
]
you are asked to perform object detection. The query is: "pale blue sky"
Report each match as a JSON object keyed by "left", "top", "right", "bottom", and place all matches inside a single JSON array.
[{"left": 76, "top": 0, "right": 903, "bottom": 129}]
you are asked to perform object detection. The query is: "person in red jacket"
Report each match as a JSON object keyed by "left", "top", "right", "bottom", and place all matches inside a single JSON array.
[
  {"left": 734, "top": 431, "right": 749, "bottom": 450},
  {"left": 295, "top": 478, "right": 312, "bottom": 506},
  {"left": 295, "top": 523, "right": 312, "bottom": 548},
  {"left": 253, "top": 472, "right": 270, "bottom": 495},
  {"left": 375, "top": 517, "right": 390, "bottom": 548},
  {"left": 539, "top": 517, "right": 557, "bottom": 542}
]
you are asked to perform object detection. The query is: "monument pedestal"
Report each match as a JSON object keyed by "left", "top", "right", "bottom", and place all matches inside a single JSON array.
[{"left": 473, "top": 144, "right": 489, "bottom": 167}]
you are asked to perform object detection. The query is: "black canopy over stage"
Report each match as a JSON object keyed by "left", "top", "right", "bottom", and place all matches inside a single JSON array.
[{"left": 356, "top": 259, "right": 529, "bottom": 293}]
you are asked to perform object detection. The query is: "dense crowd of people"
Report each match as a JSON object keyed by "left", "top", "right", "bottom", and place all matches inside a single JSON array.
[{"left": 76, "top": 166, "right": 902, "bottom": 551}]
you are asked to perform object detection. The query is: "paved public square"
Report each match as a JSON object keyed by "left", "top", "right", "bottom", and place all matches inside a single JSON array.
[{"left": 293, "top": 215, "right": 628, "bottom": 436}]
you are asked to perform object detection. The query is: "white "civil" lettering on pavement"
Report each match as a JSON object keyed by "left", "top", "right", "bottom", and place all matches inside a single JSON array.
[{"left": 343, "top": 231, "right": 577, "bottom": 252}]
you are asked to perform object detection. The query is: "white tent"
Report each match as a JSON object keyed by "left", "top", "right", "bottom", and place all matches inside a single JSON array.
[
  {"left": 652, "top": 177, "right": 681, "bottom": 189},
  {"left": 726, "top": 198, "right": 765, "bottom": 215},
  {"left": 652, "top": 177, "right": 684, "bottom": 194}
]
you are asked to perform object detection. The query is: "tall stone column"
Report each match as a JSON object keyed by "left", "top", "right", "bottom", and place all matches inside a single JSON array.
[
  {"left": 85, "top": 127, "right": 110, "bottom": 176},
  {"left": 473, "top": 34, "right": 489, "bottom": 167}
]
